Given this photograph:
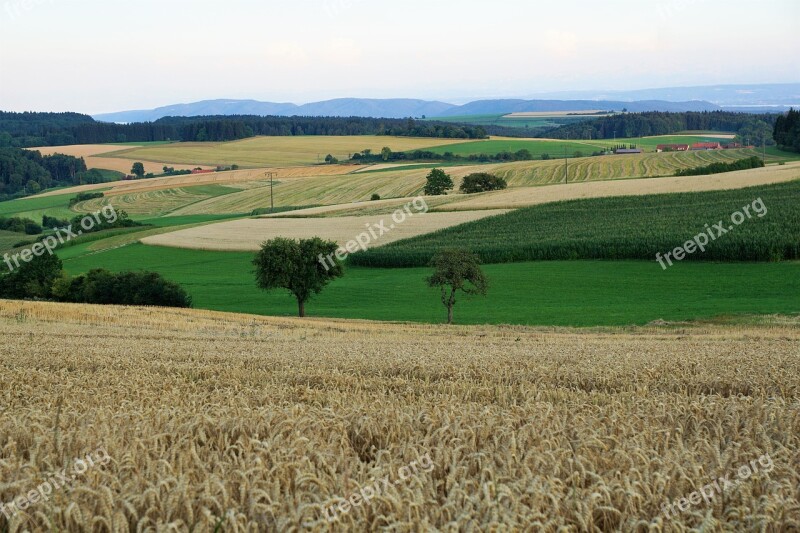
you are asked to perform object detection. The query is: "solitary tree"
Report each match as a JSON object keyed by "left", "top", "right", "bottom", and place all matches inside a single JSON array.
[
  {"left": 131, "top": 162, "right": 145, "bottom": 179},
  {"left": 459, "top": 173, "right": 507, "bottom": 194},
  {"left": 426, "top": 249, "right": 488, "bottom": 324},
  {"left": 381, "top": 146, "right": 392, "bottom": 161},
  {"left": 423, "top": 168, "right": 454, "bottom": 196},
  {"left": 253, "top": 237, "right": 344, "bottom": 317},
  {"left": 324, "top": 154, "right": 339, "bottom": 164}
]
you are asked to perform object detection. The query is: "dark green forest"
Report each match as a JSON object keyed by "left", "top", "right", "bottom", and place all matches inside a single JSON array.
[
  {"left": 773, "top": 108, "right": 800, "bottom": 152},
  {"left": 0, "top": 112, "right": 520, "bottom": 147},
  {"left": 540, "top": 111, "right": 779, "bottom": 144},
  {"left": 0, "top": 147, "right": 89, "bottom": 199}
]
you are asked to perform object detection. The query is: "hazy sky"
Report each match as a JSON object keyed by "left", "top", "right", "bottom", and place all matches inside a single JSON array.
[{"left": 1, "top": 0, "right": 798, "bottom": 113}]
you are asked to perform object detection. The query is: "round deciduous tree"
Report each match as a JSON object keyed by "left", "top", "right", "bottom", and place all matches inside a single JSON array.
[
  {"left": 253, "top": 237, "right": 344, "bottom": 317},
  {"left": 423, "top": 168, "right": 454, "bottom": 196}
]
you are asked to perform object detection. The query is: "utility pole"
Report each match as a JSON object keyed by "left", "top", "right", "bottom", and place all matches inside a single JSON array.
[
  {"left": 265, "top": 171, "right": 278, "bottom": 210},
  {"left": 564, "top": 146, "right": 568, "bottom": 184},
  {"left": 763, "top": 139, "right": 767, "bottom": 164}
]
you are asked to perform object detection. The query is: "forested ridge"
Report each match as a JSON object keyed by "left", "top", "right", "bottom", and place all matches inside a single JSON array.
[
  {"left": 0, "top": 112, "right": 523, "bottom": 146},
  {"left": 0, "top": 147, "right": 89, "bottom": 199},
  {"left": 541, "top": 111, "right": 780, "bottom": 145}
]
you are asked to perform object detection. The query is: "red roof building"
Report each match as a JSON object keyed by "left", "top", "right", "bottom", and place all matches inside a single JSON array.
[
  {"left": 657, "top": 144, "right": 689, "bottom": 152},
  {"left": 691, "top": 142, "right": 722, "bottom": 151}
]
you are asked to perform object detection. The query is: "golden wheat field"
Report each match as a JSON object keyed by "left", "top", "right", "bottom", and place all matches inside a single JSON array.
[
  {"left": 0, "top": 300, "right": 798, "bottom": 531},
  {"left": 99, "top": 136, "right": 469, "bottom": 168},
  {"left": 141, "top": 210, "right": 510, "bottom": 251},
  {"left": 29, "top": 145, "right": 213, "bottom": 176}
]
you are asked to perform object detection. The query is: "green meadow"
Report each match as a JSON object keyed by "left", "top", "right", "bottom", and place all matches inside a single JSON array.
[{"left": 60, "top": 243, "right": 800, "bottom": 326}]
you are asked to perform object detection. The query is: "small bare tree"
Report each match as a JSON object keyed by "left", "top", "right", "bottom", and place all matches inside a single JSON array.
[{"left": 426, "top": 249, "right": 488, "bottom": 324}]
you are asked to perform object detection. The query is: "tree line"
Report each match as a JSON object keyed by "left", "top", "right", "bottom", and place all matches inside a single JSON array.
[
  {"left": 0, "top": 112, "right": 513, "bottom": 147},
  {"left": 773, "top": 108, "right": 800, "bottom": 152},
  {"left": 0, "top": 253, "right": 192, "bottom": 308},
  {"left": 540, "top": 111, "right": 780, "bottom": 145},
  {"left": 674, "top": 156, "right": 765, "bottom": 177},
  {"left": 0, "top": 147, "right": 89, "bottom": 199}
]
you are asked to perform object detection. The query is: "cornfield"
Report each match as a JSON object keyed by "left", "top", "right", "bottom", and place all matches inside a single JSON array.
[
  {"left": 350, "top": 179, "right": 800, "bottom": 267},
  {"left": 1, "top": 300, "right": 798, "bottom": 531}
]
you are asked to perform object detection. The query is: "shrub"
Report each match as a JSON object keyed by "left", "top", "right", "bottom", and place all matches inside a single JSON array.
[
  {"left": 459, "top": 173, "right": 508, "bottom": 194},
  {"left": 69, "top": 191, "right": 104, "bottom": 207},
  {"left": 675, "top": 156, "right": 765, "bottom": 177},
  {"left": 0, "top": 216, "right": 41, "bottom": 234},
  {"left": 371, "top": 193, "right": 381, "bottom": 201},
  {"left": 43, "top": 214, "right": 69, "bottom": 229},
  {"left": 57, "top": 269, "right": 192, "bottom": 308}
]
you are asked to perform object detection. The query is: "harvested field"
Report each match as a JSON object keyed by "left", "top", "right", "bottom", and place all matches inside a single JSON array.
[
  {"left": 99, "top": 136, "right": 469, "bottom": 168},
  {"left": 438, "top": 163, "right": 800, "bottom": 210},
  {"left": 164, "top": 167, "right": 460, "bottom": 216},
  {"left": 29, "top": 144, "right": 212, "bottom": 175},
  {"left": 73, "top": 187, "right": 238, "bottom": 217},
  {"left": 480, "top": 149, "right": 776, "bottom": 185},
  {"left": 33, "top": 165, "right": 355, "bottom": 200},
  {"left": 141, "top": 210, "right": 509, "bottom": 251},
  {"left": 0, "top": 300, "right": 798, "bottom": 531}
]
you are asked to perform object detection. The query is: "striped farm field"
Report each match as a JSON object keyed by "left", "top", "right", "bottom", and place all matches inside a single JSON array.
[
  {"left": 141, "top": 210, "right": 509, "bottom": 251},
  {"left": 33, "top": 164, "right": 357, "bottom": 200},
  {"left": 438, "top": 162, "right": 800, "bottom": 211},
  {"left": 73, "top": 184, "right": 242, "bottom": 217},
  {"left": 99, "top": 136, "right": 470, "bottom": 168},
  {"left": 352, "top": 178, "right": 800, "bottom": 268},
  {"left": 74, "top": 151, "right": 786, "bottom": 218},
  {"left": 481, "top": 149, "right": 776, "bottom": 186}
]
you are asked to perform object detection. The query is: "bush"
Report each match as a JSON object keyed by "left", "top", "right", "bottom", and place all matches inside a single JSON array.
[
  {"left": 69, "top": 191, "right": 104, "bottom": 207},
  {"left": 675, "top": 156, "right": 765, "bottom": 177},
  {"left": 459, "top": 173, "right": 508, "bottom": 194},
  {"left": 43, "top": 214, "right": 69, "bottom": 229},
  {"left": 57, "top": 269, "right": 192, "bottom": 308},
  {"left": 0, "top": 216, "right": 41, "bottom": 234},
  {"left": 0, "top": 253, "right": 63, "bottom": 299},
  {"left": 371, "top": 193, "right": 381, "bottom": 201}
]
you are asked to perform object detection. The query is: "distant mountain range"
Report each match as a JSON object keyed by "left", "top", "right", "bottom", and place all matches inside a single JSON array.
[{"left": 93, "top": 83, "right": 799, "bottom": 123}]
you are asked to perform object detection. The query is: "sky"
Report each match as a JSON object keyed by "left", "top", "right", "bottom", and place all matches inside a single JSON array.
[{"left": 0, "top": 0, "right": 798, "bottom": 114}]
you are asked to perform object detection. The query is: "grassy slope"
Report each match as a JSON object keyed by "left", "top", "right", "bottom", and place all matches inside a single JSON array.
[
  {"left": 0, "top": 192, "right": 79, "bottom": 220},
  {"left": 61, "top": 243, "right": 799, "bottom": 326}
]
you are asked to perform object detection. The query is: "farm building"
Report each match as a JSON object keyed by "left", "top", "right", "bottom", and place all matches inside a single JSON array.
[
  {"left": 691, "top": 142, "right": 723, "bottom": 151},
  {"left": 614, "top": 148, "right": 643, "bottom": 154},
  {"left": 657, "top": 144, "right": 689, "bottom": 152}
]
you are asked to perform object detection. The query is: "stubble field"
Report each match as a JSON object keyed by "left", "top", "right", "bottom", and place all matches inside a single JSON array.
[
  {"left": 98, "top": 136, "right": 470, "bottom": 168},
  {"left": 0, "top": 300, "right": 798, "bottom": 531}
]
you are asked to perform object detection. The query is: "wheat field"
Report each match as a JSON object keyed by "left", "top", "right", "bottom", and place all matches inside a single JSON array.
[
  {"left": 29, "top": 145, "right": 212, "bottom": 176},
  {"left": 141, "top": 210, "right": 510, "bottom": 251},
  {"left": 99, "top": 136, "right": 469, "bottom": 168},
  {"left": 0, "top": 300, "right": 798, "bottom": 531}
]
